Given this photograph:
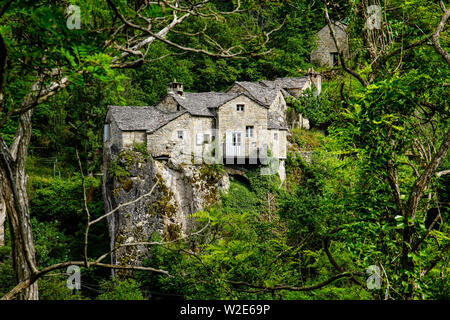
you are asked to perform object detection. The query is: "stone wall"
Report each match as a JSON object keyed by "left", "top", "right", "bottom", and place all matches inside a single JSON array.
[
  {"left": 146, "top": 113, "right": 192, "bottom": 162},
  {"left": 104, "top": 117, "right": 124, "bottom": 151},
  {"left": 156, "top": 95, "right": 180, "bottom": 112},
  {"left": 146, "top": 113, "right": 215, "bottom": 165},
  {"left": 217, "top": 95, "right": 268, "bottom": 159},
  {"left": 268, "top": 129, "right": 287, "bottom": 159},
  {"left": 311, "top": 23, "right": 348, "bottom": 66},
  {"left": 191, "top": 117, "right": 216, "bottom": 165},
  {"left": 268, "top": 90, "right": 287, "bottom": 117},
  {"left": 122, "top": 131, "right": 146, "bottom": 147}
]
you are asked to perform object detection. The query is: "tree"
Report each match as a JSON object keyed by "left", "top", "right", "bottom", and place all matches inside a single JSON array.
[
  {"left": 0, "top": 0, "right": 281, "bottom": 300},
  {"left": 322, "top": 0, "right": 450, "bottom": 299}
]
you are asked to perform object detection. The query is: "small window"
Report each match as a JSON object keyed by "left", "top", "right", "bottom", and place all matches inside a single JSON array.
[
  {"left": 177, "top": 130, "right": 184, "bottom": 139},
  {"left": 104, "top": 124, "right": 110, "bottom": 142},
  {"left": 204, "top": 134, "right": 210, "bottom": 144},
  {"left": 236, "top": 104, "right": 245, "bottom": 112},
  {"left": 176, "top": 105, "right": 181, "bottom": 111},
  {"left": 232, "top": 133, "right": 241, "bottom": 146},
  {"left": 330, "top": 52, "right": 339, "bottom": 67},
  {"left": 274, "top": 132, "right": 278, "bottom": 141},
  {"left": 246, "top": 126, "right": 254, "bottom": 138},
  {"left": 196, "top": 133, "right": 203, "bottom": 145}
]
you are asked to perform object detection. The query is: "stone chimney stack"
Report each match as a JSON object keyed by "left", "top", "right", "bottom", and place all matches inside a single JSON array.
[
  {"left": 168, "top": 79, "right": 184, "bottom": 96},
  {"left": 307, "top": 68, "right": 322, "bottom": 96}
]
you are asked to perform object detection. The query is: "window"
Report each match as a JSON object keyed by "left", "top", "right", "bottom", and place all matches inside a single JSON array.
[
  {"left": 176, "top": 105, "right": 181, "bottom": 111},
  {"left": 204, "top": 134, "right": 210, "bottom": 144},
  {"left": 232, "top": 133, "right": 241, "bottom": 146},
  {"left": 177, "top": 130, "right": 183, "bottom": 139},
  {"left": 104, "top": 124, "right": 110, "bottom": 142},
  {"left": 246, "top": 126, "right": 254, "bottom": 138},
  {"left": 330, "top": 52, "right": 339, "bottom": 67},
  {"left": 196, "top": 133, "right": 203, "bottom": 145},
  {"left": 274, "top": 132, "right": 278, "bottom": 141},
  {"left": 236, "top": 104, "right": 245, "bottom": 112}
]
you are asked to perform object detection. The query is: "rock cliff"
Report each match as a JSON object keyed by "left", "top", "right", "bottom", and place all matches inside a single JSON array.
[{"left": 102, "top": 146, "right": 229, "bottom": 271}]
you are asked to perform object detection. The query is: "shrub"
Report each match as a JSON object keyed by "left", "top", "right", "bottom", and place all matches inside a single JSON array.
[{"left": 98, "top": 278, "right": 145, "bottom": 300}]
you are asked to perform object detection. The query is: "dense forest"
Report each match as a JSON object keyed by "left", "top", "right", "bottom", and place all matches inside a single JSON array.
[{"left": 0, "top": 0, "right": 448, "bottom": 301}]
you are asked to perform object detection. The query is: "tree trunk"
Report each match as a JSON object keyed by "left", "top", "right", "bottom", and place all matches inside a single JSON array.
[
  {"left": 0, "top": 110, "right": 38, "bottom": 300},
  {"left": 0, "top": 196, "right": 5, "bottom": 246}
]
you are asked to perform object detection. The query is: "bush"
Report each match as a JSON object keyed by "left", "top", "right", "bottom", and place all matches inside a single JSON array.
[
  {"left": 39, "top": 277, "right": 88, "bottom": 300},
  {"left": 98, "top": 278, "right": 145, "bottom": 300},
  {"left": 0, "top": 258, "right": 15, "bottom": 297},
  {"left": 288, "top": 128, "right": 324, "bottom": 151}
]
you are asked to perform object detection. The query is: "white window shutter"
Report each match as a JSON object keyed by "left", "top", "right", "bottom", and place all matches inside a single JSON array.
[{"left": 196, "top": 133, "right": 203, "bottom": 145}]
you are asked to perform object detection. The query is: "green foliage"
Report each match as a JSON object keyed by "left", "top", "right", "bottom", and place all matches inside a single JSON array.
[
  {"left": 132, "top": 141, "right": 149, "bottom": 159},
  {"left": 0, "top": 246, "right": 15, "bottom": 297},
  {"left": 38, "top": 277, "right": 88, "bottom": 300},
  {"left": 288, "top": 128, "right": 324, "bottom": 150},
  {"left": 32, "top": 218, "right": 71, "bottom": 267},
  {"left": 1, "top": 0, "right": 448, "bottom": 301},
  {"left": 97, "top": 278, "right": 145, "bottom": 300},
  {"left": 220, "top": 180, "right": 260, "bottom": 213}
]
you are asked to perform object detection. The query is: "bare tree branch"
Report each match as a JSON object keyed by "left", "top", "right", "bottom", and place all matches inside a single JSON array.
[
  {"left": 324, "top": 6, "right": 368, "bottom": 87},
  {"left": 405, "top": 128, "right": 450, "bottom": 221},
  {"left": 226, "top": 271, "right": 364, "bottom": 292},
  {"left": 76, "top": 149, "right": 90, "bottom": 268},
  {"left": 1, "top": 260, "right": 171, "bottom": 300},
  {"left": 432, "top": 7, "right": 450, "bottom": 66}
]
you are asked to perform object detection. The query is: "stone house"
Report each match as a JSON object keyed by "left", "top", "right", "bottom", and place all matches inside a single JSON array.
[
  {"left": 104, "top": 71, "right": 321, "bottom": 180},
  {"left": 311, "top": 21, "right": 348, "bottom": 67}
]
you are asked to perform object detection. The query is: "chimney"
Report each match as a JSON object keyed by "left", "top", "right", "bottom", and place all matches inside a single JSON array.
[
  {"left": 307, "top": 67, "right": 322, "bottom": 96},
  {"left": 168, "top": 78, "right": 184, "bottom": 96}
]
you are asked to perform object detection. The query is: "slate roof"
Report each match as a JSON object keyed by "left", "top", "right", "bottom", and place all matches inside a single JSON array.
[
  {"left": 319, "top": 21, "right": 347, "bottom": 33},
  {"left": 108, "top": 76, "right": 308, "bottom": 132},
  {"left": 268, "top": 111, "right": 288, "bottom": 130},
  {"left": 171, "top": 92, "right": 239, "bottom": 116},
  {"left": 107, "top": 106, "right": 186, "bottom": 133},
  {"left": 233, "top": 81, "right": 279, "bottom": 107},
  {"left": 260, "top": 77, "right": 308, "bottom": 90}
]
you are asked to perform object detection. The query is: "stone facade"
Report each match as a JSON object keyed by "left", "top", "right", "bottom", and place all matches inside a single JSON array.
[
  {"left": 122, "top": 131, "right": 146, "bottom": 147},
  {"left": 105, "top": 74, "right": 320, "bottom": 184},
  {"left": 216, "top": 94, "right": 270, "bottom": 160},
  {"left": 102, "top": 76, "right": 320, "bottom": 269},
  {"left": 311, "top": 22, "right": 348, "bottom": 67},
  {"left": 145, "top": 113, "right": 215, "bottom": 165},
  {"left": 104, "top": 117, "right": 124, "bottom": 151}
]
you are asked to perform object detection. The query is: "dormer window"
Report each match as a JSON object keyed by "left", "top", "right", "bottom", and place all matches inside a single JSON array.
[{"left": 236, "top": 104, "right": 245, "bottom": 112}]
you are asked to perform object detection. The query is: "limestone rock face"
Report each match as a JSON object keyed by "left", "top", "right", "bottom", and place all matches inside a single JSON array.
[{"left": 102, "top": 147, "right": 229, "bottom": 272}]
